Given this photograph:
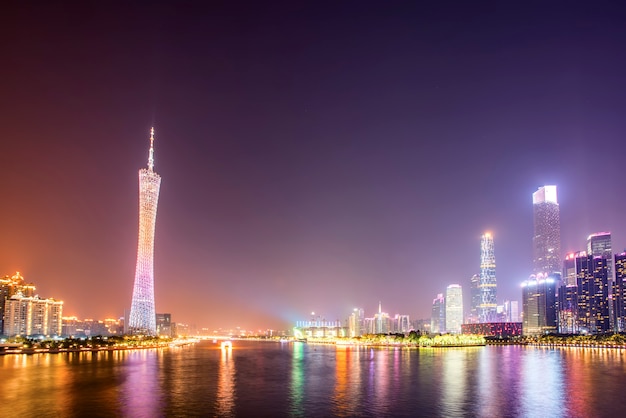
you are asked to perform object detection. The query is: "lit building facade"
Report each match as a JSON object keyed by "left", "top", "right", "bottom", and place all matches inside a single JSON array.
[
  {"left": 586, "top": 232, "right": 615, "bottom": 330},
  {"left": 374, "top": 302, "right": 391, "bottom": 334},
  {"left": 562, "top": 252, "right": 584, "bottom": 287},
  {"left": 576, "top": 255, "right": 610, "bottom": 334},
  {"left": 479, "top": 233, "right": 497, "bottom": 323},
  {"left": 461, "top": 322, "right": 522, "bottom": 337},
  {"left": 430, "top": 293, "right": 445, "bottom": 334},
  {"left": 532, "top": 185, "right": 561, "bottom": 275},
  {"left": 614, "top": 253, "right": 626, "bottom": 332},
  {"left": 468, "top": 274, "right": 481, "bottom": 323},
  {"left": 129, "top": 128, "right": 162, "bottom": 335},
  {"left": 503, "top": 300, "right": 520, "bottom": 322},
  {"left": 348, "top": 308, "right": 365, "bottom": 337},
  {"left": 394, "top": 314, "right": 411, "bottom": 333},
  {"left": 3, "top": 294, "right": 63, "bottom": 337},
  {"left": 156, "top": 313, "right": 172, "bottom": 337},
  {"left": 0, "top": 272, "right": 36, "bottom": 334},
  {"left": 558, "top": 283, "right": 578, "bottom": 333},
  {"left": 445, "top": 284, "right": 463, "bottom": 333},
  {"left": 294, "top": 320, "right": 346, "bottom": 338},
  {"left": 521, "top": 273, "right": 557, "bottom": 336}
]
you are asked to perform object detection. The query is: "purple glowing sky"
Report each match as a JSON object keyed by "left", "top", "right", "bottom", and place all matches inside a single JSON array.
[{"left": 2, "top": 2, "right": 626, "bottom": 330}]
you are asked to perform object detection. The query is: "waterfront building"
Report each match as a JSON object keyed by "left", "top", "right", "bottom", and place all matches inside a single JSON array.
[
  {"left": 587, "top": 232, "right": 615, "bottom": 329},
  {"left": 521, "top": 273, "right": 557, "bottom": 336},
  {"left": 614, "top": 253, "right": 626, "bottom": 332},
  {"left": 479, "top": 233, "right": 497, "bottom": 322},
  {"left": 394, "top": 314, "right": 411, "bottom": 333},
  {"left": 558, "top": 284, "right": 579, "bottom": 333},
  {"left": 0, "top": 272, "right": 36, "bottom": 333},
  {"left": 576, "top": 255, "right": 610, "bottom": 334},
  {"left": 348, "top": 308, "right": 365, "bottom": 337},
  {"left": 532, "top": 185, "right": 561, "bottom": 275},
  {"left": 461, "top": 322, "right": 522, "bottom": 337},
  {"left": 156, "top": 313, "right": 172, "bottom": 337},
  {"left": 430, "top": 293, "right": 445, "bottom": 334},
  {"left": 374, "top": 302, "right": 391, "bottom": 334},
  {"left": 129, "top": 128, "right": 162, "bottom": 336},
  {"left": 468, "top": 274, "right": 481, "bottom": 323},
  {"left": 364, "top": 317, "right": 376, "bottom": 334},
  {"left": 294, "top": 319, "right": 346, "bottom": 338},
  {"left": 3, "top": 293, "right": 63, "bottom": 337},
  {"left": 445, "top": 284, "right": 463, "bottom": 334},
  {"left": 413, "top": 318, "right": 431, "bottom": 334}
]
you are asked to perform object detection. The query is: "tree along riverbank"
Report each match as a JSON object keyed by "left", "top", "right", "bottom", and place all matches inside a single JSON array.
[
  {"left": 293, "top": 332, "right": 486, "bottom": 347},
  {"left": 0, "top": 335, "right": 197, "bottom": 355},
  {"left": 485, "top": 333, "right": 626, "bottom": 348}
]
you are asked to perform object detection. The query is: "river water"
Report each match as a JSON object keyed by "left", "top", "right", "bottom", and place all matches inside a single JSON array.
[{"left": 1, "top": 340, "right": 625, "bottom": 417}]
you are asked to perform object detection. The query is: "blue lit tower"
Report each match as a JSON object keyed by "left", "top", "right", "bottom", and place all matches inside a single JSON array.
[
  {"left": 479, "top": 232, "right": 497, "bottom": 323},
  {"left": 129, "top": 128, "right": 162, "bottom": 335},
  {"left": 532, "top": 186, "right": 561, "bottom": 275}
]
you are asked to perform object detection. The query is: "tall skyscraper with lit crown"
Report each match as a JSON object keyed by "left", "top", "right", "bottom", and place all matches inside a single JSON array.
[
  {"left": 532, "top": 185, "right": 561, "bottom": 275},
  {"left": 479, "top": 233, "right": 497, "bottom": 322},
  {"left": 129, "top": 128, "right": 162, "bottom": 335}
]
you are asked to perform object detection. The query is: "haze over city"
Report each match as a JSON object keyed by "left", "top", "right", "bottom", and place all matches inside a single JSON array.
[{"left": 2, "top": 2, "right": 626, "bottom": 330}]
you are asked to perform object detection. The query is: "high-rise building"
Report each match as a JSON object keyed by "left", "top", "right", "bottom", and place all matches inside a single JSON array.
[
  {"left": 468, "top": 274, "right": 481, "bottom": 323},
  {"left": 129, "top": 128, "right": 162, "bottom": 335},
  {"left": 562, "top": 252, "right": 585, "bottom": 286},
  {"left": 3, "top": 294, "right": 63, "bottom": 337},
  {"left": 503, "top": 300, "right": 520, "bottom": 322},
  {"left": 558, "top": 283, "right": 578, "bottom": 333},
  {"left": 614, "top": 253, "right": 626, "bottom": 332},
  {"left": 586, "top": 232, "right": 615, "bottom": 329},
  {"left": 348, "top": 308, "right": 365, "bottom": 337},
  {"left": 430, "top": 293, "right": 445, "bottom": 334},
  {"left": 374, "top": 302, "right": 390, "bottom": 334},
  {"left": 156, "top": 313, "right": 172, "bottom": 337},
  {"left": 521, "top": 273, "right": 557, "bottom": 336},
  {"left": 576, "top": 255, "right": 610, "bottom": 334},
  {"left": 0, "top": 272, "right": 36, "bottom": 333},
  {"left": 445, "top": 284, "right": 463, "bottom": 334},
  {"left": 479, "top": 233, "right": 497, "bottom": 322},
  {"left": 394, "top": 314, "right": 411, "bottom": 333},
  {"left": 532, "top": 185, "right": 561, "bottom": 275}
]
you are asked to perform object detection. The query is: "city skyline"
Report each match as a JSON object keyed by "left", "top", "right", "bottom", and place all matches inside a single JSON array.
[{"left": 3, "top": 3, "right": 626, "bottom": 329}]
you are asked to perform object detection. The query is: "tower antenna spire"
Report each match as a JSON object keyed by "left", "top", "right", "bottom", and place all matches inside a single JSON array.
[{"left": 148, "top": 127, "right": 155, "bottom": 171}]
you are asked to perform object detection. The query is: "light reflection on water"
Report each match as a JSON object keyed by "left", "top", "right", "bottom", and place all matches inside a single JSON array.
[
  {"left": 216, "top": 346, "right": 236, "bottom": 416},
  {"left": 2, "top": 343, "right": 626, "bottom": 417}
]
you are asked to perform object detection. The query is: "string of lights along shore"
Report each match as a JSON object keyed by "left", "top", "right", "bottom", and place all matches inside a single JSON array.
[{"left": 128, "top": 128, "right": 162, "bottom": 336}]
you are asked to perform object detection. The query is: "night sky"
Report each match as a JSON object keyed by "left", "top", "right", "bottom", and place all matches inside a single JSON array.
[{"left": 3, "top": 2, "right": 626, "bottom": 330}]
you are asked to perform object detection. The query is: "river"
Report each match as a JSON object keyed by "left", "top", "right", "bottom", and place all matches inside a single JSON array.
[{"left": 1, "top": 340, "right": 624, "bottom": 417}]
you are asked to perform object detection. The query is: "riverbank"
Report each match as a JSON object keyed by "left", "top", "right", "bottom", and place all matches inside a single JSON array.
[{"left": 0, "top": 338, "right": 197, "bottom": 355}]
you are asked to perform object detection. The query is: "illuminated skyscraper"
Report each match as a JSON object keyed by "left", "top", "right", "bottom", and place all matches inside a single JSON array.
[
  {"left": 614, "top": 253, "right": 626, "bottom": 332},
  {"left": 430, "top": 293, "right": 445, "bottom": 334},
  {"left": 587, "top": 232, "right": 615, "bottom": 329},
  {"left": 479, "top": 233, "right": 497, "bottom": 323},
  {"left": 469, "top": 274, "right": 481, "bottom": 323},
  {"left": 129, "top": 128, "right": 162, "bottom": 335},
  {"left": 521, "top": 273, "right": 557, "bottom": 336},
  {"left": 576, "top": 254, "right": 610, "bottom": 334},
  {"left": 532, "top": 185, "right": 561, "bottom": 275},
  {"left": 348, "top": 308, "right": 365, "bottom": 337},
  {"left": 445, "top": 284, "right": 463, "bottom": 333},
  {"left": 3, "top": 294, "right": 63, "bottom": 337}
]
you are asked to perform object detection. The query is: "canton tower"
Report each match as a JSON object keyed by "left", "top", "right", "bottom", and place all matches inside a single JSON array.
[{"left": 129, "top": 128, "right": 161, "bottom": 335}]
